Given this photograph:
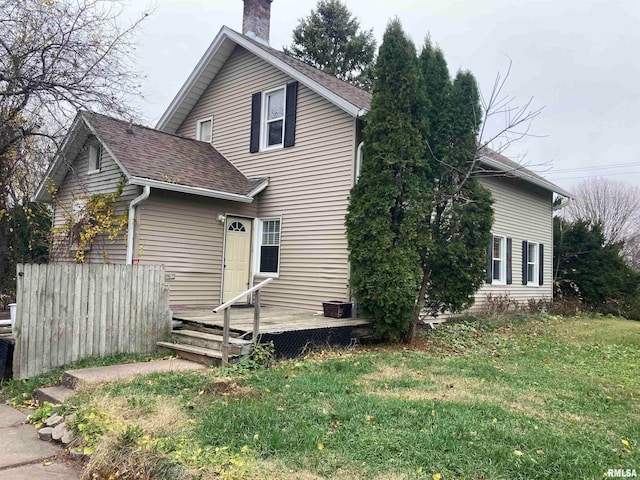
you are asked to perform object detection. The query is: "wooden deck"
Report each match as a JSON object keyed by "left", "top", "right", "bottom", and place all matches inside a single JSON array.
[{"left": 172, "top": 306, "right": 369, "bottom": 335}]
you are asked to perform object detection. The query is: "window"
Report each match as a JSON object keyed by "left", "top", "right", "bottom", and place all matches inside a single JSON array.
[
  {"left": 258, "top": 218, "right": 281, "bottom": 274},
  {"left": 486, "top": 235, "right": 513, "bottom": 285},
  {"left": 197, "top": 118, "right": 212, "bottom": 143},
  {"left": 492, "top": 235, "right": 506, "bottom": 284},
  {"left": 249, "top": 82, "right": 298, "bottom": 153},
  {"left": 522, "top": 241, "right": 544, "bottom": 286},
  {"left": 527, "top": 242, "right": 538, "bottom": 285},
  {"left": 72, "top": 198, "right": 86, "bottom": 218},
  {"left": 263, "top": 87, "right": 285, "bottom": 148},
  {"left": 88, "top": 144, "right": 101, "bottom": 173}
]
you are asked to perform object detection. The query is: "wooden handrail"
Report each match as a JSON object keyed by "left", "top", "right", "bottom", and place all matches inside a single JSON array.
[{"left": 213, "top": 277, "right": 273, "bottom": 364}]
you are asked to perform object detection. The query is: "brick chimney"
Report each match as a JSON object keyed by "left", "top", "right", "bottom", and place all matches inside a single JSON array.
[{"left": 242, "top": 0, "right": 272, "bottom": 45}]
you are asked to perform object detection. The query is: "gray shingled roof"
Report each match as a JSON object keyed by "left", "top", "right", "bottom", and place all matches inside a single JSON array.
[
  {"left": 245, "top": 35, "right": 372, "bottom": 111},
  {"left": 84, "top": 112, "right": 265, "bottom": 196}
]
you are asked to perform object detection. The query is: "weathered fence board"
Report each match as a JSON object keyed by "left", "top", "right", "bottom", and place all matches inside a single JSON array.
[{"left": 13, "top": 264, "right": 172, "bottom": 379}]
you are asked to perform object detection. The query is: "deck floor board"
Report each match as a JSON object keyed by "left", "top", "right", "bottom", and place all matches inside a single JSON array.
[{"left": 172, "top": 306, "right": 369, "bottom": 334}]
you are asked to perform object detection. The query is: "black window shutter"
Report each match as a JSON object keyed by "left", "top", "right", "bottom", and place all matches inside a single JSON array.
[
  {"left": 506, "top": 237, "right": 513, "bottom": 285},
  {"left": 284, "top": 81, "right": 298, "bottom": 148},
  {"left": 486, "top": 237, "right": 493, "bottom": 284},
  {"left": 522, "top": 240, "right": 528, "bottom": 285},
  {"left": 539, "top": 243, "right": 544, "bottom": 285},
  {"left": 249, "top": 92, "right": 261, "bottom": 153}
]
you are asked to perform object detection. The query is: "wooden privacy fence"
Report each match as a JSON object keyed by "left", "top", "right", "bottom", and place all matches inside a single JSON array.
[{"left": 13, "top": 264, "right": 172, "bottom": 379}]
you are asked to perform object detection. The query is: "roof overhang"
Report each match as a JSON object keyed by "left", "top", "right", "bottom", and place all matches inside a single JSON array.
[
  {"left": 33, "top": 112, "right": 132, "bottom": 203},
  {"left": 479, "top": 154, "right": 573, "bottom": 198},
  {"left": 128, "top": 176, "right": 268, "bottom": 203},
  {"left": 156, "top": 26, "right": 364, "bottom": 133}
]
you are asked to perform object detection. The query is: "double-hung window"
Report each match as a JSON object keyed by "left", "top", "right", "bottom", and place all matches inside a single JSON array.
[
  {"left": 492, "top": 235, "right": 506, "bottom": 284},
  {"left": 527, "top": 242, "right": 539, "bottom": 285},
  {"left": 249, "top": 82, "right": 298, "bottom": 153},
  {"left": 487, "top": 234, "right": 512, "bottom": 285},
  {"left": 88, "top": 144, "right": 101, "bottom": 173},
  {"left": 522, "top": 240, "right": 543, "bottom": 286},
  {"left": 197, "top": 118, "right": 212, "bottom": 143},
  {"left": 263, "top": 87, "right": 285, "bottom": 148},
  {"left": 258, "top": 218, "right": 281, "bottom": 275}
]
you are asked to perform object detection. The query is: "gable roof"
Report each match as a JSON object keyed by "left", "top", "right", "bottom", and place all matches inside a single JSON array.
[
  {"left": 156, "top": 25, "right": 569, "bottom": 198},
  {"left": 34, "top": 111, "right": 268, "bottom": 203},
  {"left": 479, "top": 148, "right": 572, "bottom": 198},
  {"left": 157, "top": 26, "right": 371, "bottom": 134}
]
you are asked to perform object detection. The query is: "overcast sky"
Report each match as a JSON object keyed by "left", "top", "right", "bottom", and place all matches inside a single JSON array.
[{"left": 122, "top": 0, "right": 640, "bottom": 192}]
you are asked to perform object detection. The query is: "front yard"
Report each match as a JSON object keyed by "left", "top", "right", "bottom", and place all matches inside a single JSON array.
[{"left": 11, "top": 315, "right": 640, "bottom": 479}]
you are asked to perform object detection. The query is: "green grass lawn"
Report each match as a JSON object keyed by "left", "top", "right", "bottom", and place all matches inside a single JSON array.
[{"left": 63, "top": 315, "right": 640, "bottom": 479}]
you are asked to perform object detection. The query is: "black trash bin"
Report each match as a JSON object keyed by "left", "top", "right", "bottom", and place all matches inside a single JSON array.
[{"left": 0, "top": 339, "right": 14, "bottom": 380}]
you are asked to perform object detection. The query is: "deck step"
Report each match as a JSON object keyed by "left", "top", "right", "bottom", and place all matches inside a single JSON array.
[
  {"left": 175, "top": 321, "right": 244, "bottom": 338},
  {"left": 171, "top": 330, "right": 253, "bottom": 355},
  {"left": 157, "top": 341, "right": 239, "bottom": 365}
]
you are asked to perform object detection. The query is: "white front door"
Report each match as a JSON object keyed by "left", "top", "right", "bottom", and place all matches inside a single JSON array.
[{"left": 222, "top": 216, "right": 252, "bottom": 303}]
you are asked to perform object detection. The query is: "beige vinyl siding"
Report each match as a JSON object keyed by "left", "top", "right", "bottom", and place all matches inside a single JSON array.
[
  {"left": 472, "top": 176, "right": 554, "bottom": 310},
  {"left": 176, "top": 46, "right": 356, "bottom": 311},
  {"left": 136, "top": 189, "right": 257, "bottom": 307},
  {"left": 50, "top": 137, "right": 138, "bottom": 264}
]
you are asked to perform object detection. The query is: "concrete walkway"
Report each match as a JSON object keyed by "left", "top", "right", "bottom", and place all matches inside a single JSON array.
[{"left": 0, "top": 404, "right": 82, "bottom": 479}]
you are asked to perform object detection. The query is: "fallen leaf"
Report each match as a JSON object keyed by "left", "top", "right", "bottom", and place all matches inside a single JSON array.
[
  {"left": 433, "top": 473, "right": 442, "bottom": 480},
  {"left": 43, "top": 461, "right": 52, "bottom": 466},
  {"left": 514, "top": 450, "right": 523, "bottom": 456},
  {"left": 622, "top": 439, "right": 630, "bottom": 447}
]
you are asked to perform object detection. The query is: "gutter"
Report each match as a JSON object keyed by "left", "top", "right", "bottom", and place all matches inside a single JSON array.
[
  {"left": 129, "top": 177, "right": 255, "bottom": 203},
  {"left": 126, "top": 185, "right": 151, "bottom": 264},
  {"left": 479, "top": 156, "right": 573, "bottom": 198}
]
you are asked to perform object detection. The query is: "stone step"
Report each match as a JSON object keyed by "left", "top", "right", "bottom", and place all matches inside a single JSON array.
[
  {"left": 36, "top": 385, "right": 75, "bottom": 405},
  {"left": 171, "top": 329, "right": 253, "bottom": 355},
  {"left": 61, "top": 358, "right": 205, "bottom": 389},
  {"left": 157, "top": 341, "right": 239, "bottom": 365}
]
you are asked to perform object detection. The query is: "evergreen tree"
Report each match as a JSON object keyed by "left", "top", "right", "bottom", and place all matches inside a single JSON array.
[
  {"left": 407, "top": 45, "right": 493, "bottom": 340},
  {"left": 345, "top": 20, "right": 426, "bottom": 341},
  {"left": 554, "top": 218, "right": 640, "bottom": 316},
  {"left": 285, "top": 0, "right": 376, "bottom": 90}
]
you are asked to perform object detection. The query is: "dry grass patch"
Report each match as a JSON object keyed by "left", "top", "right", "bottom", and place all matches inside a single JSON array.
[
  {"left": 205, "top": 377, "right": 254, "bottom": 398},
  {"left": 361, "top": 364, "right": 424, "bottom": 383},
  {"left": 85, "top": 391, "right": 191, "bottom": 436},
  {"left": 369, "top": 374, "right": 552, "bottom": 420}
]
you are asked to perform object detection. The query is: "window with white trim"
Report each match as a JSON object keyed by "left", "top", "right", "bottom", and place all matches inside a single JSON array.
[
  {"left": 527, "top": 241, "right": 539, "bottom": 286},
  {"left": 258, "top": 218, "right": 281, "bottom": 274},
  {"left": 492, "top": 235, "right": 506, "bottom": 284},
  {"left": 263, "top": 87, "right": 285, "bottom": 149},
  {"left": 88, "top": 144, "right": 101, "bottom": 173},
  {"left": 197, "top": 118, "right": 212, "bottom": 143}
]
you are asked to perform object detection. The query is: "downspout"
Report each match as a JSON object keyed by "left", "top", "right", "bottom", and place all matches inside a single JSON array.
[
  {"left": 126, "top": 185, "right": 151, "bottom": 264},
  {"left": 354, "top": 141, "right": 364, "bottom": 184},
  {"left": 351, "top": 142, "right": 365, "bottom": 317}
]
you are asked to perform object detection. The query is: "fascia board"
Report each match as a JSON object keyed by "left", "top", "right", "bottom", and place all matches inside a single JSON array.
[{"left": 129, "top": 177, "right": 255, "bottom": 203}]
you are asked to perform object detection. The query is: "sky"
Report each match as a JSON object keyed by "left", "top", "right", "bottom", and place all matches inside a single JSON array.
[{"left": 122, "top": 0, "right": 640, "bottom": 193}]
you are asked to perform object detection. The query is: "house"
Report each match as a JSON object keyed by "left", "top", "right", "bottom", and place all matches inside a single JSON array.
[{"left": 34, "top": 0, "right": 571, "bottom": 315}]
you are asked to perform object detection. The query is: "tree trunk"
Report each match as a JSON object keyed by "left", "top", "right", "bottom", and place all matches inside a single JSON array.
[{"left": 403, "top": 269, "right": 430, "bottom": 344}]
